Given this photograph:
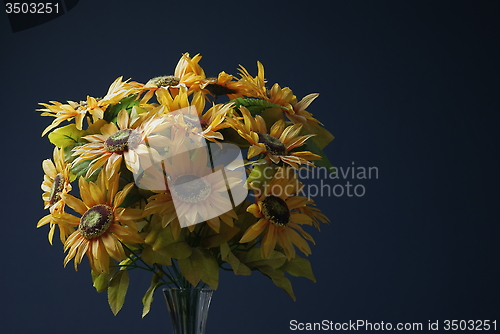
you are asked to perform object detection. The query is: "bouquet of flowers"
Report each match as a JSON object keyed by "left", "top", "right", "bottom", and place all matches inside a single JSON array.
[{"left": 38, "top": 53, "right": 333, "bottom": 316}]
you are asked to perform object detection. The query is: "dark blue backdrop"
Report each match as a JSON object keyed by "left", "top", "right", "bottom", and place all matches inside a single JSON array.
[{"left": 1, "top": 1, "right": 499, "bottom": 333}]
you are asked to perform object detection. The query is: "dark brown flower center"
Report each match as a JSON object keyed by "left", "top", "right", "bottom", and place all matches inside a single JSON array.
[
  {"left": 261, "top": 195, "right": 290, "bottom": 227},
  {"left": 204, "top": 78, "right": 237, "bottom": 96},
  {"left": 49, "top": 173, "right": 64, "bottom": 206},
  {"left": 148, "top": 75, "right": 181, "bottom": 87},
  {"left": 258, "top": 133, "right": 287, "bottom": 156},
  {"left": 78, "top": 204, "right": 114, "bottom": 239},
  {"left": 104, "top": 129, "right": 141, "bottom": 153},
  {"left": 170, "top": 174, "right": 211, "bottom": 203}
]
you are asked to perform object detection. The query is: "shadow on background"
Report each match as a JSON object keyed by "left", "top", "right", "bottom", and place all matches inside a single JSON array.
[{"left": 5, "top": 0, "right": 79, "bottom": 32}]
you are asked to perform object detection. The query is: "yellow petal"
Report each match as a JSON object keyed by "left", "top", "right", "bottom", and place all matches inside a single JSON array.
[{"left": 240, "top": 218, "right": 267, "bottom": 243}]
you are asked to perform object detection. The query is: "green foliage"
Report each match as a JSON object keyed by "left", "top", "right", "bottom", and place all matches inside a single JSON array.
[
  {"left": 48, "top": 124, "right": 85, "bottom": 148},
  {"left": 229, "top": 98, "right": 289, "bottom": 116},
  {"left": 69, "top": 158, "right": 93, "bottom": 181},
  {"left": 297, "top": 132, "right": 334, "bottom": 170},
  {"left": 220, "top": 242, "right": 251, "bottom": 275},
  {"left": 200, "top": 249, "right": 219, "bottom": 290},
  {"left": 307, "top": 124, "right": 334, "bottom": 150},
  {"left": 141, "top": 244, "right": 172, "bottom": 266},
  {"left": 246, "top": 159, "right": 276, "bottom": 191},
  {"left": 104, "top": 94, "right": 140, "bottom": 123},
  {"left": 243, "top": 249, "right": 287, "bottom": 269},
  {"left": 142, "top": 275, "right": 162, "bottom": 318},
  {"left": 200, "top": 225, "right": 240, "bottom": 248},
  {"left": 108, "top": 270, "right": 130, "bottom": 315},
  {"left": 260, "top": 107, "right": 286, "bottom": 131},
  {"left": 178, "top": 248, "right": 205, "bottom": 287},
  {"left": 91, "top": 271, "right": 111, "bottom": 293},
  {"left": 257, "top": 265, "right": 296, "bottom": 301},
  {"left": 279, "top": 255, "right": 316, "bottom": 283}
]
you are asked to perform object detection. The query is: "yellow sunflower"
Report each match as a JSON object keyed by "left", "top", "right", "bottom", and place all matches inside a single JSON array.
[
  {"left": 71, "top": 109, "right": 167, "bottom": 177},
  {"left": 143, "top": 53, "right": 206, "bottom": 98},
  {"left": 143, "top": 146, "right": 241, "bottom": 236},
  {"left": 229, "top": 106, "right": 321, "bottom": 168},
  {"left": 267, "top": 83, "right": 321, "bottom": 127},
  {"left": 239, "top": 167, "right": 317, "bottom": 260},
  {"left": 40, "top": 77, "right": 140, "bottom": 136},
  {"left": 201, "top": 71, "right": 250, "bottom": 100},
  {"left": 297, "top": 198, "right": 330, "bottom": 230},
  {"left": 237, "top": 61, "right": 267, "bottom": 99},
  {"left": 237, "top": 62, "right": 321, "bottom": 126},
  {"left": 37, "top": 147, "right": 73, "bottom": 244},
  {"left": 154, "top": 86, "right": 233, "bottom": 143},
  {"left": 58, "top": 168, "right": 143, "bottom": 274}
]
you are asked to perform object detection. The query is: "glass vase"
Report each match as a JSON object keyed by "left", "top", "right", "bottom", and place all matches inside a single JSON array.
[{"left": 163, "top": 287, "right": 213, "bottom": 334}]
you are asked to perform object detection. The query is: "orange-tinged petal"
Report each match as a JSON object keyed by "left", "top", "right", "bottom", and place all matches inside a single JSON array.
[
  {"left": 270, "top": 119, "right": 285, "bottom": 138},
  {"left": 246, "top": 204, "right": 261, "bottom": 218},
  {"left": 261, "top": 224, "right": 277, "bottom": 258},
  {"left": 89, "top": 182, "right": 105, "bottom": 205},
  {"left": 117, "top": 109, "right": 130, "bottom": 130},
  {"left": 37, "top": 215, "right": 52, "bottom": 228},
  {"left": 290, "top": 213, "right": 313, "bottom": 225},
  {"left": 247, "top": 145, "right": 264, "bottom": 159},
  {"left": 109, "top": 224, "right": 143, "bottom": 244},
  {"left": 239, "top": 218, "right": 267, "bottom": 243},
  {"left": 113, "top": 182, "right": 135, "bottom": 207},
  {"left": 101, "top": 232, "right": 126, "bottom": 262},
  {"left": 62, "top": 193, "right": 88, "bottom": 215}
]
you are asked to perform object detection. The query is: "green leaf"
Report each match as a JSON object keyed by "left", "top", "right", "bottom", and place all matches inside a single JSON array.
[
  {"left": 260, "top": 107, "right": 286, "bottom": 131},
  {"left": 84, "top": 119, "right": 107, "bottom": 135},
  {"left": 200, "top": 226, "right": 240, "bottom": 248},
  {"left": 301, "top": 124, "right": 334, "bottom": 150},
  {"left": 246, "top": 159, "right": 276, "bottom": 192},
  {"left": 142, "top": 244, "right": 172, "bottom": 266},
  {"left": 279, "top": 255, "right": 316, "bottom": 282},
  {"left": 108, "top": 270, "right": 129, "bottom": 315},
  {"left": 48, "top": 124, "right": 85, "bottom": 148},
  {"left": 297, "top": 133, "right": 334, "bottom": 170},
  {"left": 104, "top": 94, "right": 139, "bottom": 123},
  {"left": 149, "top": 225, "right": 192, "bottom": 259},
  {"left": 200, "top": 248, "right": 219, "bottom": 290},
  {"left": 220, "top": 242, "right": 251, "bottom": 276},
  {"left": 258, "top": 265, "right": 296, "bottom": 301},
  {"left": 142, "top": 275, "right": 162, "bottom": 318},
  {"left": 243, "top": 249, "right": 287, "bottom": 269},
  {"left": 164, "top": 242, "right": 193, "bottom": 260},
  {"left": 151, "top": 224, "right": 177, "bottom": 249},
  {"left": 229, "top": 98, "right": 290, "bottom": 116},
  {"left": 91, "top": 271, "right": 110, "bottom": 293},
  {"left": 69, "top": 158, "right": 93, "bottom": 180},
  {"left": 178, "top": 248, "right": 205, "bottom": 287}
]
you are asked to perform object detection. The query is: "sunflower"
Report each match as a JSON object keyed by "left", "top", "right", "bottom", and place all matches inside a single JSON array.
[
  {"left": 237, "top": 61, "right": 267, "bottom": 99},
  {"left": 154, "top": 86, "right": 234, "bottom": 143},
  {"left": 71, "top": 108, "right": 167, "bottom": 177},
  {"left": 37, "top": 147, "right": 73, "bottom": 244},
  {"left": 239, "top": 167, "right": 317, "bottom": 260},
  {"left": 143, "top": 53, "right": 206, "bottom": 99},
  {"left": 229, "top": 106, "right": 321, "bottom": 168},
  {"left": 201, "top": 71, "right": 250, "bottom": 100},
  {"left": 237, "top": 62, "right": 321, "bottom": 126},
  {"left": 267, "top": 83, "right": 321, "bottom": 127},
  {"left": 39, "top": 77, "right": 140, "bottom": 136},
  {"left": 297, "top": 198, "right": 330, "bottom": 230},
  {"left": 58, "top": 168, "right": 143, "bottom": 274},
  {"left": 143, "top": 146, "right": 241, "bottom": 237}
]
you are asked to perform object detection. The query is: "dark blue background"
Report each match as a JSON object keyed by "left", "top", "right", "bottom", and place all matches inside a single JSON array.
[{"left": 1, "top": 1, "right": 498, "bottom": 333}]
